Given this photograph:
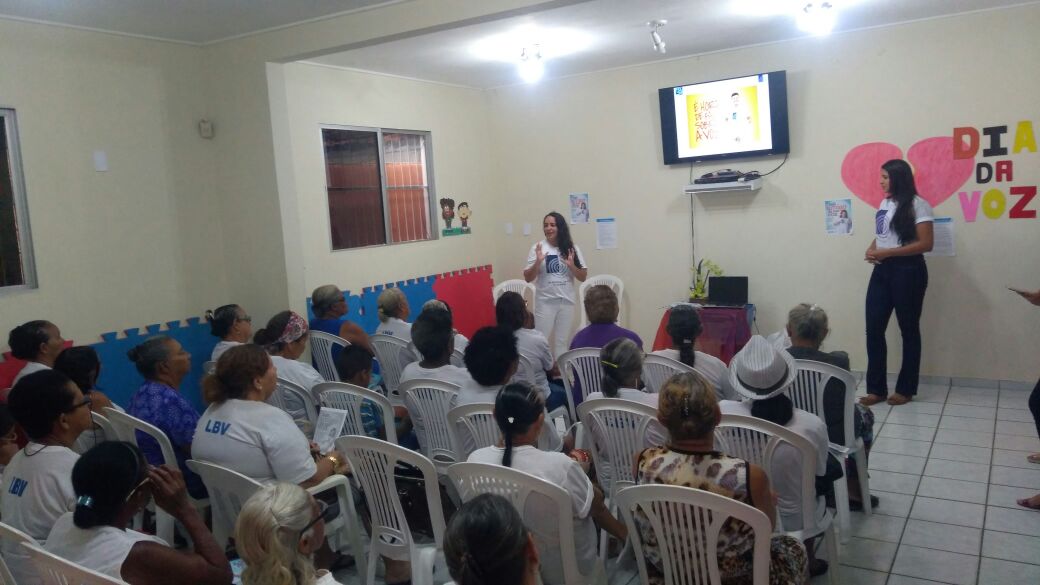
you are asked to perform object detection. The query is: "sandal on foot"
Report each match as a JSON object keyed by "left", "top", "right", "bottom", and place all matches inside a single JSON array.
[
  {"left": 1017, "top": 498, "right": 1040, "bottom": 510},
  {"left": 1027, "top": 453, "right": 1040, "bottom": 464},
  {"left": 859, "top": 394, "right": 886, "bottom": 406},
  {"left": 887, "top": 393, "right": 912, "bottom": 405}
]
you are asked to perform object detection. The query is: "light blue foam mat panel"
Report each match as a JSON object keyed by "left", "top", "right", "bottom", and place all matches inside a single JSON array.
[{"left": 93, "top": 318, "right": 215, "bottom": 412}]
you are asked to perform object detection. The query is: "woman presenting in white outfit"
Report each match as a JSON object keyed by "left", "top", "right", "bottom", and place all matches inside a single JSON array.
[{"left": 523, "top": 211, "right": 588, "bottom": 358}]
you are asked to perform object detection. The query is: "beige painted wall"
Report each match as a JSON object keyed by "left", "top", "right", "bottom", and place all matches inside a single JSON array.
[
  {"left": 484, "top": 5, "right": 1040, "bottom": 381},
  {"left": 273, "top": 62, "right": 499, "bottom": 303},
  {"left": 0, "top": 19, "right": 229, "bottom": 344}
]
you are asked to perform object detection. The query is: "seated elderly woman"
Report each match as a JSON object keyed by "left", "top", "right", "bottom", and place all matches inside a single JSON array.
[
  {"left": 720, "top": 336, "right": 837, "bottom": 577},
  {"left": 308, "top": 284, "right": 374, "bottom": 354},
  {"left": 635, "top": 371, "right": 807, "bottom": 585},
  {"left": 455, "top": 327, "right": 563, "bottom": 453},
  {"left": 374, "top": 287, "right": 412, "bottom": 340},
  {"left": 784, "top": 303, "right": 877, "bottom": 510},
  {"left": 254, "top": 310, "right": 325, "bottom": 427},
  {"left": 468, "top": 383, "right": 626, "bottom": 585},
  {"left": 1, "top": 370, "right": 93, "bottom": 585},
  {"left": 496, "top": 292, "right": 567, "bottom": 412},
  {"left": 650, "top": 304, "right": 733, "bottom": 399},
  {"left": 400, "top": 308, "right": 472, "bottom": 389},
  {"left": 126, "top": 336, "right": 207, "bottom": 499},
  {"left": 44, "top": 442, "right": 231, "bottom": 585},
  {"left": 444, "top": 493, "right": 540, "bottom": 585},
  {"left": 235, "top": 483, "right": 344, "bottom": 585},
  {"left": 54, "top": 346, "right": 122, "bottom": 452},
  {"left": 191, "top": 344, "right": 346, "bottom": 487},
  {"left": 8, "top": 319, "right": 65, "bottom": 385},
  {"left": 204, "top": 304, "right": 253, "bottom": 362},
  {"left": 569, "top": 284, "right": 643, "bottom": 350},
  {"left": 421, "top": 298, "right": 469, "bottom": 352}
]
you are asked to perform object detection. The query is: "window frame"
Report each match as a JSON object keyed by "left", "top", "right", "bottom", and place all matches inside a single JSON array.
[
  {"left": 319, "top": 124, "right": 439, "bottom": 252},
  {"left": 0, "top": 108, "right": 37, "bottom": 293}
]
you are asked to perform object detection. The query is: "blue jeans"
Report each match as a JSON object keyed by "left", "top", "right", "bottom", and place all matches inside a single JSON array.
[{"left": 865, "top": 254, "right": 928, "bottom": 397}]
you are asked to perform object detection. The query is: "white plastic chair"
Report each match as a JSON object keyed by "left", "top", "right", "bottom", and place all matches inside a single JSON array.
[
  {"left": 641, "top": 354, "right": 698, "bottom": 394},
  {"left": 448, "top": 462, "right": 604, "bottom": 585},
  {"left": 578, "top": 274, "right": 624, "bottom": 328},
  {"left": 715, "top": 414, "right": 840, "bottom": 585},
  {"left": 102, "top": 408, "right": 209, "bottom": 546},
  {"left": 335, "top": 436, "right": 445, "bottom": 585},
  {"left": 492, "top": 279, "right": 536, "bottom": 312},
  {"left": 0, "top": 521, "right": 34, "bottom": 585},
  {"left": 790, "top": 359, "right": 872, "bottom": 542},
  {"left": 315, "top": 381, "right": 398, "bottom": 444},
  {"left": 269, "top": 377, "right": 319, "bottom": 433},
  {"left": 185, "top": 459, "right": 367, "bottom": 579},
  {"left": 577, "top": 398, "right": 664, "bottom": 559},
  {"left": 21, "top": 542, "right": 125, "bottom": 585},
  {"left": 557, "top": 348, "right": 605, "bottom": 421},
  {"left": 74, "top": 411, "right": 119, "bottom": 454},
  {"left": 614, "top": 484, "right": 773, "bottom": 585},
  {"left": 310, "top": 331, "right": 350, "bottom": 382},
  {"left": 202, "top": 360, "right": 216, "bottom": 376},
  {"left": 400, "top": 379, "right": 460, "bottom": 473},
  {"left": 370, "top": 334, "right": 416, "bottom": 405},
  {"left": 447, "top": 403, "right": 500, "bottom": 461}
]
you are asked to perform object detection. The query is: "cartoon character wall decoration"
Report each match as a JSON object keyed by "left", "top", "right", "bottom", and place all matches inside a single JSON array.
[
  {"left": 440, "top": 197, "right": 472, "bottom": 236},
  {"left": 440, "top": 198, "right": 455, "bottom": 229}
]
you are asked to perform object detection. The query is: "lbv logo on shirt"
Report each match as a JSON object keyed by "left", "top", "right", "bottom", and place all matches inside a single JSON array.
[
  {"left": 7, "top": 477, "right": 27, "bottom": 497},
  {"left": 875, "top": 210, "right": 889, "bottom": 236},
  {"left": 546, "top": 254, "right": 562, "bottom": 274},
  {"left": 204, "top": 420, "right": 231, "bottom": 436}
]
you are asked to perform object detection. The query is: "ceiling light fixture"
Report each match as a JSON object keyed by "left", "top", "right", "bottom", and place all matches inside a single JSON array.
[
  {"left": 797, "top": 2, "right": 836, "bottom": 35},
  {"left": 517, "top": 45, "right": 544, "bottom": 83},
  {"left": 648, "top": 20, "right": 667, "bottom": 54}
]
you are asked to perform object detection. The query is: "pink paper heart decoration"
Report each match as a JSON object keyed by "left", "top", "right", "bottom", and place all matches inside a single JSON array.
[
  {"left": 906, "top": 136, "right": 975, "bottom": 208},
  {"left": 841, "top": 142, "right": 903, "bottom": 209}
]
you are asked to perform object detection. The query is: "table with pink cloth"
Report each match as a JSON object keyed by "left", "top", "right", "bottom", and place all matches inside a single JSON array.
[{"left": 651, "top": 304, "right": 755, "bottom": 364}]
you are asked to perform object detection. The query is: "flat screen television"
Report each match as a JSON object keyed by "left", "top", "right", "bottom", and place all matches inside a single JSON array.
[{"left": 659, "top": 70, "right": 789, "bottom": 165}]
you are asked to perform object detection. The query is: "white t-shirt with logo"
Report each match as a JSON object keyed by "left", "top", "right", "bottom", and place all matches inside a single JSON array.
[
  {"left": 191, "top": 399, "right": 317, "bottom": 485},
  {"left": 375, "top": 318, "right": 412, "bottom": 340},
  {"left": 468, "top": 445, "right": 596, "bottom": 584},
  {"left": 0, "top": 444, "right": 79, "bottom": 585},
  {"left": 874, "top": 196, "right": 934, "bottom": 249},
  {"left": 526, "top": 240, "right": 587, "bottom": 303}
]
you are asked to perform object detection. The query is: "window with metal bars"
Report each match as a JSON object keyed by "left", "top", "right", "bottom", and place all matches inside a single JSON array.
[
  {"left": 0, "top": 109, "right": 36, "bottom": 290},
  {"left": 321, "top": 126, "right": 435, "bottom": 250}
]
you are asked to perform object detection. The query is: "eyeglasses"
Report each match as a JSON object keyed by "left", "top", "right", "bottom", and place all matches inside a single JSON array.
[
  {"left": 298, "top": 499, "right": 337, "bottom": 540},
  {"left": 65, "top": 397, "right": 92, "bottom": 413},
  {"left": 124, "top": 477, "right": 152, "bottom": 504}
]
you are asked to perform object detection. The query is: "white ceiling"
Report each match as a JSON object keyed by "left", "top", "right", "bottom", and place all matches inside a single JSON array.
[
  {"left": 308, "top": 0, "right": 1033, "bottom": 88},
  {"left": 0, "top": 0, "right": 398, "bottom": 44}
]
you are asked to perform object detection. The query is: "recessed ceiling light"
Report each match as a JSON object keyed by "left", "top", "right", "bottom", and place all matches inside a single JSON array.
[{"left": 797, "top": 2, "right": 836, "bottom": 35}]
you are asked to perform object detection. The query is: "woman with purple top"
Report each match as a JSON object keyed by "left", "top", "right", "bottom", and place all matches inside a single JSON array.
[{"left": 569, "top": 285, "right": 642, "bottom": 350}]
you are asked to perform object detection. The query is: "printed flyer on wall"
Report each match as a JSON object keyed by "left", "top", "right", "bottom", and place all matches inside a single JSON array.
[{"left": 824, "top": 198, "right": 854, "bottom": 235}]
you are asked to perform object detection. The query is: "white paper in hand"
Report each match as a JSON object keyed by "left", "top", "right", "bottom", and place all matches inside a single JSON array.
[{"left": 313, "top": 407, "right": 349, "bottom": 453}]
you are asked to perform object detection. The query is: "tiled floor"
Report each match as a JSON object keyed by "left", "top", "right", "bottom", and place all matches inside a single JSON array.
[
  {"left": 335, "top": 380, "right": 1039, "bottom": 585},
  {"left": 822, "top": 381, "right": 1040, "bottom": 585}
]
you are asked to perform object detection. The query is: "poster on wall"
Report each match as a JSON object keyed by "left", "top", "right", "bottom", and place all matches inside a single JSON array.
[
  {"left": 925, "top": 217, "right": 955, "bottom": 257},
  {"left": 596, "top": 217, "right": 617, "bottom": 249},
  {"left": 569, "top": 193, "right": 590, "bottom": 224},
  {"left": 824, "top": 198, "right": 854, "bottom": 235}
]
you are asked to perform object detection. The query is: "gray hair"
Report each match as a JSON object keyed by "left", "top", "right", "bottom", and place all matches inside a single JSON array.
[
  {"left": 422, "top": 299, "right": 448, "bottom": 312},
  {"left": 235, "top": 483, "right": 317, "bottom": 585},
  {"left": 787, "top": 303, "right": 829, "bottom": 347},
  {"left": 600, "top": 338, "right": 644, "bottom": 398},
  {"left": 311, "top": 285, "right": 343, "bottom": 317},
  {"left": 126, "top": 336, "right": 172, "bottom": 379},
  {"left": 377, "top": 288, "right": 407, "bottom": 323}
]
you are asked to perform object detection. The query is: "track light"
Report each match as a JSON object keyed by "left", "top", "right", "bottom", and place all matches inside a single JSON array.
[
  {"left": 648, "top": 20, "right": 667, "bottom": 54},
  {"left": 518, "top": 46, "right": 544, "bottom": 83},
  {"left": 797, "top": 2, "right": 836, "bottom": 35}
]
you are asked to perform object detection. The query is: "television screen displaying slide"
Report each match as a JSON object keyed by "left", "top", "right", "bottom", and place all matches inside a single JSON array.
[{"left": 659, "top": 71, "right": 789, "bottom": 165}]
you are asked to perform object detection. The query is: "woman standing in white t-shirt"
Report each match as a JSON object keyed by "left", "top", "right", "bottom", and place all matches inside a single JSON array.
[
  {"left": 523, "top": 212, "right": 588, "bottom": 358},
  {"left": 862, "top": 160, "right": 934, "bottom": 407}
]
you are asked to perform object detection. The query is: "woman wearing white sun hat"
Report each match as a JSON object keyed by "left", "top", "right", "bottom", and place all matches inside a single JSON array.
[{"left": 719, "top": 335, "right": 835, "bottom": 578}]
